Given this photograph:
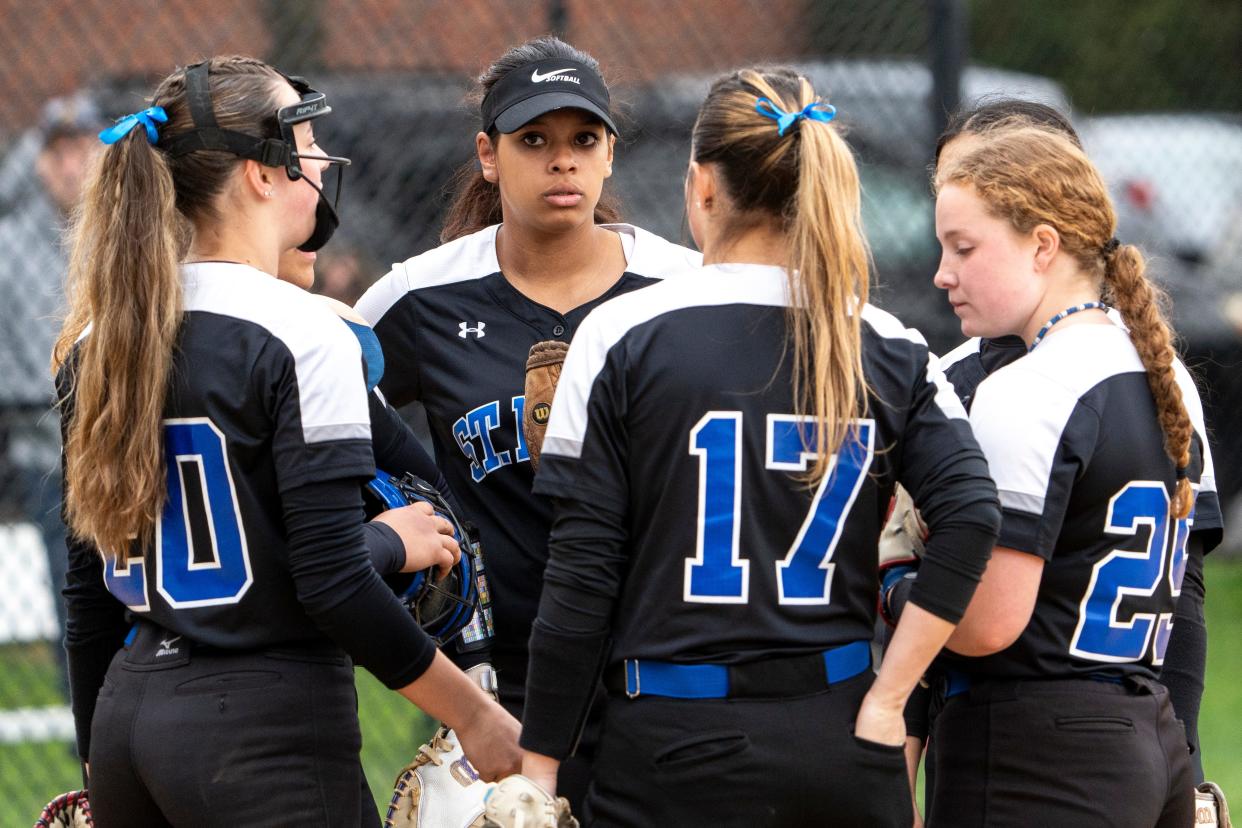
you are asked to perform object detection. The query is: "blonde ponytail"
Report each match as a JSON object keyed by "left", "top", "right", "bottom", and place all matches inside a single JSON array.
[
  {"left": 783, "top": 76, "right": 870, "bottom": 481},
  {"left": 691, "top": 68, "right": 870, "bottom": 483},
  {"left": 54, "top": 131, "right": 184, "bottom": 555},
  {"left": 53, "top": 55, "right": 288, "bottom": 554}
]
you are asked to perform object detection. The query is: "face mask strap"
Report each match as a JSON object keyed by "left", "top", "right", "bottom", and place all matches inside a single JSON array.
[{"left": 160, "top": 61, "right": 292, "bottom": 170}]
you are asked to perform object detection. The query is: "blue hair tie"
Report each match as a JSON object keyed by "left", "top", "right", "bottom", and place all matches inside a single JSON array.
[
  {"left": 99, "top": 106, "right": 168, "bottom": 146},
  {"left": 755, "top": 97, "right": 836, "bottom": 136}
]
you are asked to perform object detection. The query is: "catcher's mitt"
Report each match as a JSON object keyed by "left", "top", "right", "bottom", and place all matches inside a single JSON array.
[
  {"left": 878, "top": 484, "right": 927, "bottom": 567},
  {"left": 34, "top": 790, "right": 92, "bottom": 828},
  {"left": 1197, "top": 781, "right": 1233, "bottom": 828},
  {"left": 523, "top": 340, "right": 569, "bottom": 472},
  {"left": 877, "top": 485, "right": 928, "bottom": 626},
  {"left": 385, "top": 726, "right": 492, "bottom": 828},
  {"left": 483, "top": 775, "right": 578, "bottom": 828}
]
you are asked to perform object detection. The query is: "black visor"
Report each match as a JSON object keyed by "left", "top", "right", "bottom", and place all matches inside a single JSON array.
[{"left": 481, "top": 57, "right": 616, "bottom": 135}]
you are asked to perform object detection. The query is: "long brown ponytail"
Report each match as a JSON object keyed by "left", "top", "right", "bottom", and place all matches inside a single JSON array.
[
  {"left": 440, "top": 35, "right": 621, "bottom": 242},
  {"left": 53, "top": 55, "right": 287, "bottom": 555},
  {"left": 939, "top": 125, "right": 1194, "bottom": 518},
  {"left": 691, "top": 67, "right": 870, "bottom": 483}
]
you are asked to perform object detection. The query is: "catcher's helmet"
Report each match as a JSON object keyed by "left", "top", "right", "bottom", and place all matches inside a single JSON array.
[{"left": 363, "top": 471, "right": 478, "bottom": 645}]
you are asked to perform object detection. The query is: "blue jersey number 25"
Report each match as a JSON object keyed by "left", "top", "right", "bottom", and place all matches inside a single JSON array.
[
  {"left": 1069, "top": 480, "right": 1193, "bottom": 665},
  {"left": 685, "top": 412, "right": 874, "bottom": 605},
  {"left": 104, "top": 418, "right": 253, "bottom": 611}
]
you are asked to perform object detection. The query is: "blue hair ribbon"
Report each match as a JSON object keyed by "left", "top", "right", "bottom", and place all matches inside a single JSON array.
[
  {"left": 98, "top": 106, "right": 168, "bottom": 145},
  {"left": 755, "top": 97, "right": 837, "bottom": 136}
]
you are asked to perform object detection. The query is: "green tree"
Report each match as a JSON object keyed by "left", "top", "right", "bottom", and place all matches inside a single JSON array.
[{"left": 970, "top": 0, "right": 1242, "bottom": 112}]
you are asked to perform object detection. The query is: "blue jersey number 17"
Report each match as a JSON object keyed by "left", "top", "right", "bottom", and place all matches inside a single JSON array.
[{"left": 684, "top": 412, "right": 874, "bottom": 606}]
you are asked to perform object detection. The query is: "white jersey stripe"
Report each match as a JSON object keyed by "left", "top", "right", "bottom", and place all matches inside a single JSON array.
[
  {"left": 543, "top": 263, "right": 959, "bottom": 460},
  {"left": 354, "top": 223, "right": 701, "bottom": 328},
  {"left": 180, "top": 262, "right": 370, "bottom": 444},
  {"left": 970, "top": 323, "right": 1144, "bottom": 516}
]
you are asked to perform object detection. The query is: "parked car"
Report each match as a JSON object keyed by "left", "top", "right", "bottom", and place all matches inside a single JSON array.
[{"left": 1080, "top": 114, "right": 1242, "bottom": 268}]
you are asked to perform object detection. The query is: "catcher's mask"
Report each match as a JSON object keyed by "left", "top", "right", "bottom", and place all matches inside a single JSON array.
[
  {"left": 160, "top": 60, "right": 350, "bottom": 252},
  {"left": 363, "top": 471, "right": 478, "bottom": 645}
]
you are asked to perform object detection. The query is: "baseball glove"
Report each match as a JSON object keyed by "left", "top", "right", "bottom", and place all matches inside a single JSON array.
[
  {"left": 523, "top": 340, "right": 569, "bottom": 472},
  {"left": 877, "top": 485, "right": 928, "bottom": 626},
  {"left": 34, "top": 790, "right": 92, "bottom": 828},
  {"left": 483, "top": 775, "right": 578, "bottom": 828},
  {"left": 385, "top": 726, "right": 492, "bottom": 828},
  {"left": 1197, "top": 781, "right": 1232, "bottom": 828},
  {"left": 878, "top": 484, "right": 927, "bottom": 567}
]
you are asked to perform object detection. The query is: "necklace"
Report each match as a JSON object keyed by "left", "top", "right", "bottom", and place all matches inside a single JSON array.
[{"left": 1028, "top": 301, "right": 1109, "bottom": 352}]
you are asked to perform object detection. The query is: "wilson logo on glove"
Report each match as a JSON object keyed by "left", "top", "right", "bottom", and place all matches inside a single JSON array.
[{"left": 524, "top": 340, "right": 569, "bottom": 472}]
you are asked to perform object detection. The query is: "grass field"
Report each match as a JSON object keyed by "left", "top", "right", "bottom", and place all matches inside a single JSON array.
[{"left": 2, "top": 559, "right": 1239, "bottom": 823}]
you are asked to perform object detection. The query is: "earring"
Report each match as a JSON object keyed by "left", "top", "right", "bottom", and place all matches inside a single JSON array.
[{"left": 264, "top": 189, "right": 273, "bottom": 197}]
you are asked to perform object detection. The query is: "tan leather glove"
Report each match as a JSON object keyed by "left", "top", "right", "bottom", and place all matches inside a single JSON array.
[{"left": 523, "top": 340, "right": 570, "bottom": 472}]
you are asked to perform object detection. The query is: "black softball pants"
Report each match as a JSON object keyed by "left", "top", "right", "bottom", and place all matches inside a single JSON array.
[
  {"left": 584, "top": 670, "right": 912, "bottom": 828},
  {"left": 928, "top": 674, "right": 1193, "bottom": 828},
  {"left": 87, "top": 623, "right": 378, "bottom": 827}
]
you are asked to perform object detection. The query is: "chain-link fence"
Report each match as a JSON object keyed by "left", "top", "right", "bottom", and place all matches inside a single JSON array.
[{"left": 1, "top": 0, "right": 1239, "bottom": 819}]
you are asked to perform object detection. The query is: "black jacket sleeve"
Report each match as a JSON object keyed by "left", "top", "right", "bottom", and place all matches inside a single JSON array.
[
  {"left": 63, "top": 527, "right": 129, "bottom": 761},
  {"left": 520, "top": 497, "right": 626, "bottom": 760},
  {"left": 368, "top": 390, "right": 460, "bottom": 512},
  {"left": 1160, "top": 533, "right": 1208, "bottom": 783},
  {"left": 896, "top": 354, "right": 1002, "bottom": 623},
  {"left": 281, "top": 477, "right": 436, "bottom": 688},
  {"left": 363, "top": 520, "right": 406, "bottom": 576},
  {"left": 57, "top": 360, "right": 131, "bottom": 761}
]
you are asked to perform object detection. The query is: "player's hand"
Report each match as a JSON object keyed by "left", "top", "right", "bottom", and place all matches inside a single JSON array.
[
  {"left": 853, "top": 688, "right": 906, "bottom": 748},
  {"left": 520, "top": 751, "right": 560, "bottom": 795},
  {"left": 455, "top": 699, "right": 522, "bottom": 782},
  {"left": 371, "top": 501, "right": 461, "bottom": 574}
]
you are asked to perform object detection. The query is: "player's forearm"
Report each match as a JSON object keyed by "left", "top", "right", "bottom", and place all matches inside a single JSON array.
[
  {"left": 283, "top": 478, "right": 437, "bottom": 686},
  {"left": 396, "top": 650, "right": 497, "bottom": 727},
  {"left": 870, "top": 603, "right": 957, "bottom": 708}
]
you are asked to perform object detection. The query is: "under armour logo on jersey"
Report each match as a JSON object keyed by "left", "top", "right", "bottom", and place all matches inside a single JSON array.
[
  {"left": 530, "top": 67, "right": 581, "bottom": 84},
  {"left": 459, "top": 322, "right": 486, "bottom": 339}
]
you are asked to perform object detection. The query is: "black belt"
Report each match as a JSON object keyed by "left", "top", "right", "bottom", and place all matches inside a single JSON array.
[{"left": 122, "top": 621, "right": 345, "bottom": 670}]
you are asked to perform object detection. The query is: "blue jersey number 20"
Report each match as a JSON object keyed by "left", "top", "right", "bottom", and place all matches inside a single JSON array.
[
  {"left": 685, "top": 412, "right": 874, "bottom": 605},
  {"left": 1069, "top": 481, "right": 1193, "bottom": 665},
  {"left": 104, "top": 418, "right": 253, "bottom": 611}
]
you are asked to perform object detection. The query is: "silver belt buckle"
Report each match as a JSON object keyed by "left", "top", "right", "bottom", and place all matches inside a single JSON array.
[{"left": 626, "top": 659, "right": 640, "bottom": 699}]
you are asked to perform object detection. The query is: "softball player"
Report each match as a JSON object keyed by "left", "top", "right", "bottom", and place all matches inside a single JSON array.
[
  {"left": 504, "top": 67, "right": 1001, "bottom": 828},
  {"left": 933, "top": 101, "right": 1221, "bottom": 784},
  {"left": 926, "top": 123, "right": 1217, "bottom": 827},
  {"left": 354, "top": 35, "right": 700, "bottom": 802},
  {"left": 54, "top": 56, "right": 519, "bottom": 825},
  {"left": 886, "top": 102, "right": 1224, "bottom": 826}
]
